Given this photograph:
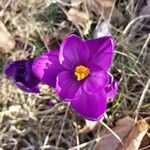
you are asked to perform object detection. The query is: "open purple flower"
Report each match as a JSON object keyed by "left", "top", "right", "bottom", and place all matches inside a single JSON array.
[
  {"left": 5, "top": 59, "right": 40, "bottom": 93},
  {"left": 33, "top": 35, "right": 114, "bottom": 120}
]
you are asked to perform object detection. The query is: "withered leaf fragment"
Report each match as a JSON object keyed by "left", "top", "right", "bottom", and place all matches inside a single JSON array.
[
  {"left": 0, "top": 21, "right": 15, "bottom": 53},
  {"left": 95, "top": 117, "right": 149, "bottom": 150}
]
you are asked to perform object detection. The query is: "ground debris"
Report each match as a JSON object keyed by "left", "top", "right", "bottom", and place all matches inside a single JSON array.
[
  {"left": 95, "top": 117, "right": 149, "bottom": 150},
  {"left": 86, "top": 0, "right": 124, "bottom": 24},
  {"left": 67, "top": 8, "right": 90, "bottom": 29},
  {"left": 0, "top": 21, "right": 15, "bottom": 53}
]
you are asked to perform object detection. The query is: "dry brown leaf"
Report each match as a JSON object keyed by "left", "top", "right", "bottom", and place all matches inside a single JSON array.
[
  {"left": 67, "top": 8, "right": 89, "bottom": 28},
  {"left": 86, "top": 0, "right": 103, "bottom": 17},
  {"left": 95, "top": 117, "right": 149, "bottom": 150},
  {"left": 86, "top": 0, "right": 113, "bottom": 18},
  {"left": 118, "top": 120, "right": 149, "bottom": 150},
  {"left": 140, "top": 133, "right": 150, "bottom": 149},
  {"left": 79, "top": 119, "right": 99, "bottom": 134},
  {"left": 95, "top": 117, "right": 134, "bottom": 150},
  {"left": 0, "top": 21, "right": 15, "bottom": 53},
  {"left": 86, "top": 0, "right": 125, "bottom": 25}
]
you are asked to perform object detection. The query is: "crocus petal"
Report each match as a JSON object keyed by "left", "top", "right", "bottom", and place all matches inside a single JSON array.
[
  {"left": 32, "top": 50, "right": 64, "bottom": 87},
  {"left": 24, "top": 59, "right": 40, "bottom": 87},
  {"left": 105, "top": 75, "right": 118, "bottom": 101},
  {"left": 15, "top": 82, "right": 39, "bottom": 93},
  {"left": 83, "top": 65, "right": 108, "bottom": 94},
  {"left": 5, "top": 60, "right": 40, "bottom": 93},
  {"left": 71, "top": 90, "right": 107, "bottom": 121},
  {"left": 85, "top": 36, "right": 114, "bottom": 70},
  {"left": 4, "top": 60, "right": 26, "bottom": 77},
  {"left": 56, "top": 71, "right": 82, "bottom": 100},
  {"left": 60, "top": 35, "right": 89, "bottom": 70}
]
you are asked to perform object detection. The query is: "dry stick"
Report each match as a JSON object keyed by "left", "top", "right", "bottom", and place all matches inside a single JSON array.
[
  {"left": 108, "top": 0, "right": 117, "bottom": 23},
  {"left": 56, "top": 0, "right": 83, "bottom": 6},
  {"left": 115, "top": 20, "right": 150, "bottom": 120},
  {"left": 42, "top": 128, "right": 53, "bottom": 148},
  {"left": 128, "top": 0, "right": 134, "bottom": 17},
  {"left": 41, "top": 145, "right": 64, "bottom": 150},
  {"left": 76, "top": 132, "right": 80, "bottom": 150},
  {"left": 123, "top": 15, "right": 150, "bottom": 35},
  {"left": 94, "top": 0, "right": 117, "bottom": 38},
  {"left": 69, "top": 137, "right": 101, "bottom": 150},
  {"left": 44, "top": 0, "right": 71, "bottom": 8},
  {"left": 122, "top": 30, "right": 150, "bottom": 78},
  {"left": 100, "top": 121, "right": 124, "bottom": 146},
  {"left": 139, "top": 145, "right": 150, "bottom": 150},
  {"left": 135, "top": 34, "right": 150, "bottom": 66},
  {"left": 55, "top": 103, "right": 70, "bottom": 149},
  {"left": 37, "top": 102, "right": 63, "bottom": 115},
  {"left": 73, "top": 122, "right": 80, "bottom": 150},
  {"left": 56, "top": 0, "right": 71, "bottom": 6},
  {"left": 135, "top": 78, "right": 150, "bottom": 122},
  {"left": 40, "top": 102, "right": 64, "bottom": 148},
  {"left": 0, "top": 0, "right": 13, "bottom": 17},
  {"left": 128, "top": 33, "right": 150, "bottom": 74}
]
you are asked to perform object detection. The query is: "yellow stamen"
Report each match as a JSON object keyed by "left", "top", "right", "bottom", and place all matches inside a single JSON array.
[{"left": 74, "top": 65, "right": 90, "bottom": 81}]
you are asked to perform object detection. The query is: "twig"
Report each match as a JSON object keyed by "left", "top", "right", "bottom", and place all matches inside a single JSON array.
[
  {"left": 40, "top": 145, "right": 64, "bottom": 150},
  {"left": 139, "top": 145, "right": 150, "bottom": 150},
  {"left": 135, "top": 78, "right": 150, "bottom": 122},
  {"left": 135, "top": 34, "right": 150, "bottom": 66},
  {"left": 73, "top": 122, "right": 80, "bottom": 150},
  {"left": 123, "top": 15, "right": 150, "bottom": 35},
  {"left": 55, "top": 103, "right": 70, "bottom": 149},
  {"left": 57, "top": 0, "right": 83, "bottom": 6},
  {"left": 69, "top": 137, "right": 101, "bottom": 150},
  {"left": 42, "top": 127, "right": 53, "bottom": 148},
  {"left": 100, "top": 121, "right": 124, "bottom": 145},
  {"left": 108, "top": 0, "right": 117, "bottom": 23},
  {"left": 0, "top": 0, "right": 13, "bottom": 17}
]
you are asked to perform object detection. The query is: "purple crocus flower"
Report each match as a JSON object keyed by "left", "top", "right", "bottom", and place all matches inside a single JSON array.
[
  {"left": 5, "top": 59, "right": 40, "bottom": 93},
  {"left": 33, "top": 35, "right": 114, "bottom": 120}
]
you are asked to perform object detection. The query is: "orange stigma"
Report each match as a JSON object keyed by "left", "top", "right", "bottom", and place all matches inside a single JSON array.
[{"left": 74, "top": 65, "right": 90, "bottom": 81}]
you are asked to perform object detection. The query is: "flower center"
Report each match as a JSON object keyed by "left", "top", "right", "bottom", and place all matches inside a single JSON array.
[{"left": 74, "top": 65, "right": 90, "bottom": 81}]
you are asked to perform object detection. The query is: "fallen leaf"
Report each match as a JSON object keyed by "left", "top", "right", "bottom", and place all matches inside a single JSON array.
[
  {"left": 86, "top": 0, "right": 114, "bottom": 18},
  {"left": 117, "top": 120, "right": 149, "bottom": 150},
  {"left": 140, "top": 133, "right": 150, "bottom": 149},
  {"left": 95, "top": 117, "right": 149, "bottom": 150},
  {"left": 67, "top": 8, "right": 90, "bottom": 28},
  {"left": 86, "top": 0, "right": 125, "bottom": 25},
  {"left": 0, "top": 21, "right": 15, "bottom": 53},
  {"left": 95, "top": 117, "right": 134, "bottom": 150},
  {"left": 111, "top": 8, "right": 125, "bottom": 26},
  {"left": 86, "top": 0, "right": 103, "bottom": 17}
]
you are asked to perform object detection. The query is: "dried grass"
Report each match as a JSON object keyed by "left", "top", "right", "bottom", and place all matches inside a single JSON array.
[{"left": 0, "top": 0, "right": 149, "bottom": 149}]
